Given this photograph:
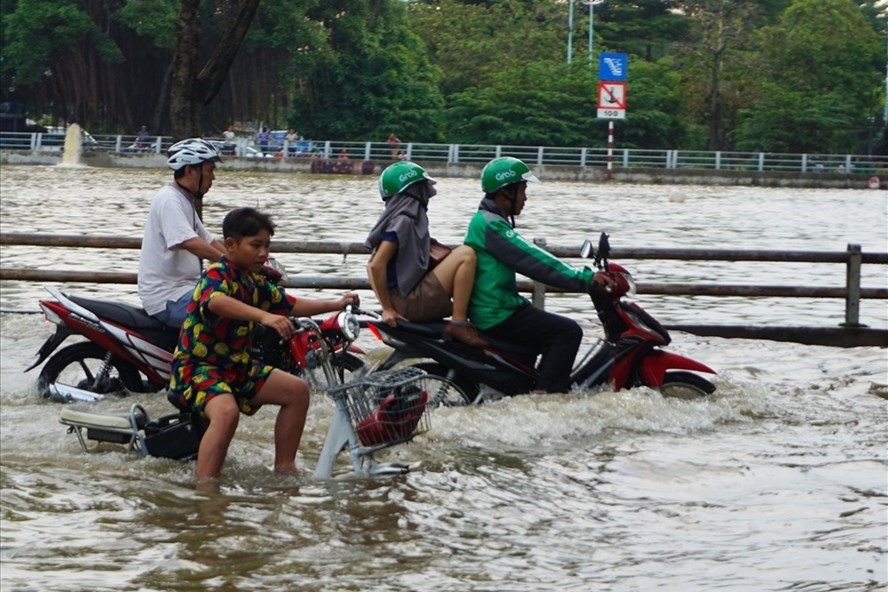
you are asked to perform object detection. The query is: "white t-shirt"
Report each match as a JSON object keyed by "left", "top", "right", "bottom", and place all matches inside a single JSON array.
[{"left": 137, "top": 183, "right": 216, "bottom": 315}]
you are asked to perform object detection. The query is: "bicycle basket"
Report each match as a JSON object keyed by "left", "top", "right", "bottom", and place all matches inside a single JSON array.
[{"left": 327, "top": 367, "right": 431, "bottom": 448}]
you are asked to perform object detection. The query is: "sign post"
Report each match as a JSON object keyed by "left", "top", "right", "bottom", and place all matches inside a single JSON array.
[{"left": 597, "top": 52, "right": 628, "bottom": 180}]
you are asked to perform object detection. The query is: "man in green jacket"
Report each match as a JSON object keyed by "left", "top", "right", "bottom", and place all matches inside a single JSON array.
[{"left": 464, "top": 157, "right": 612, "bottom": 393}]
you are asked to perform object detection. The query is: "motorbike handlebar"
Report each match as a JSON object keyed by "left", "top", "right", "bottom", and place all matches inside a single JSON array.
[{"left": 344, "top": 304, "right": 380, "bottom": 319}]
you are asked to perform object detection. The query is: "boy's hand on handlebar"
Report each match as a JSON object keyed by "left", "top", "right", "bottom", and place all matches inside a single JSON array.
[
  {"left": 589, "top": 272, "right": 615, "bottom": 293},
  {"left": 262, "top": 312, "right": 295, "bottom": 339}
]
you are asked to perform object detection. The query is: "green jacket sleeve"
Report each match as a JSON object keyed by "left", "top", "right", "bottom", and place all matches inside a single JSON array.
[{"left": 483, "top": 218, "right": 593, "bottom": 291}]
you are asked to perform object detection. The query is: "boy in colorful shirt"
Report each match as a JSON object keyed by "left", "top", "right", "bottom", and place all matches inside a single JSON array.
[{"left": 169, "top": 207, "right": 358, "bottom": 486}]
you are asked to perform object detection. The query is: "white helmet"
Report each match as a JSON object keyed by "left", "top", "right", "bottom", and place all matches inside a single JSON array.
[{"left": 167, "top": 138, "right": 222, "bottom": 171}]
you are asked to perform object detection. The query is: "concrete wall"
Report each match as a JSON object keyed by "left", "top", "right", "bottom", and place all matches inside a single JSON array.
[{"left": 2, "top": 150, "right": 883, "bottom": 190}]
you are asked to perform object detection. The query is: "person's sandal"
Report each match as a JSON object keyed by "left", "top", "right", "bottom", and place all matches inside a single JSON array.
[{"left": 443, "top": 322, "right": 488, "bottom": 348}]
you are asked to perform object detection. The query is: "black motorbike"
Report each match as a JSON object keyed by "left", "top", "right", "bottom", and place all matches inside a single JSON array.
[{"left": 365, "top": 233, "right": 717, "bottom": 406}]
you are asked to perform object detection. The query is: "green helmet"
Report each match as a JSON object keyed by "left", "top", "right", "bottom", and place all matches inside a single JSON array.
[
  {"left": 378, "top": 161, "right": 436, "bottom": 200},
  {"left": 481, "top": 157, "right": 539, "bottom": 194}
]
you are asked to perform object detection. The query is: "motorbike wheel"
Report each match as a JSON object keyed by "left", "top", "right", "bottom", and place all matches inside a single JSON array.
[
  {"left": 37, "top": 342, "right": 143, "bottom": 402},
  {"left": 658, "top": 371, "right": 716, "bottom": 400},
  {"left": 412, "top": 362, "right": 479, "bottom": 407}
]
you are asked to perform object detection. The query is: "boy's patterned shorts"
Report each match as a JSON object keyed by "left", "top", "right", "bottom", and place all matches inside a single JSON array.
[{"left": 169, "top": 362, "right": 273, "bottom": 416}]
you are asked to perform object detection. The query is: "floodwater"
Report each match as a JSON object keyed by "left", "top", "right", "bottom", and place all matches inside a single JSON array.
[{"left": 0, "top": 164, "right": 886, "bottom": 591}]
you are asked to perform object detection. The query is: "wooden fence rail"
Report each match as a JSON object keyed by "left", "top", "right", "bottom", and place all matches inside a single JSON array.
[{"left": 1, "top": 232, "right": 886, "bottom": 347}]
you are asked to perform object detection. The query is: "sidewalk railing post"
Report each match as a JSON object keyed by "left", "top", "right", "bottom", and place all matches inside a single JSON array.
[
  {"left": 531, "top": 281, "right": 546, "bottom": 309},
  {"left": 843, "top": 243, "right": 863, "bottom": 327}
]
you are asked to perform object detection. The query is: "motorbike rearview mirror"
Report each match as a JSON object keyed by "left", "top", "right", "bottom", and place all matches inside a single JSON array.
[{"left": 580, "top": 240, "right": 594, "bottom": 259}]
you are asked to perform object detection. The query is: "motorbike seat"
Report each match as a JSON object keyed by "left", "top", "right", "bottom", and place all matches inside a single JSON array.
[
  {"left": 480, "top": 334, "right": 538, "bottom": 359},
  {"left": 395, "top": 320, "right": 538, "bottom": 359},
  {"left": 394, "top": 320, "right": 444, "bottom": 339},
  {"left": 69, "top": 295, "right": 170, "bottom": 331}
]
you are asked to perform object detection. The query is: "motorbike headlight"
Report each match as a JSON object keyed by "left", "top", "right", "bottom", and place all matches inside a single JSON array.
[{"left": 337, "top": 311, "right": 360, "bottom": 342}]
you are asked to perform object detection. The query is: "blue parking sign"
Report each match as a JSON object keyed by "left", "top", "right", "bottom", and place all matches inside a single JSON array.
[{"left": 598, "top": 52, "right": 628, "bottom": 82}]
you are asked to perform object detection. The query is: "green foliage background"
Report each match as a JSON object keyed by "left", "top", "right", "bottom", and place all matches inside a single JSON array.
[{"left": 1, "top": 0, "right": 886, "bottom": 154}]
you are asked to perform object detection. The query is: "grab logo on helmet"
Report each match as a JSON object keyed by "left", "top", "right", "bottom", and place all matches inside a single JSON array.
[
  {"left": 398, "top": 169, "right": 418, "bottom": 184},
  {"left": 496, "top": 170, "right": 517, "bottom": 183}
]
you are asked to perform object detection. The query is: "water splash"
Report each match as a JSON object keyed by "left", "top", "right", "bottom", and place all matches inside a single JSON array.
[{"left": 60, "top": 123, "right": 84, "bottom": 167}]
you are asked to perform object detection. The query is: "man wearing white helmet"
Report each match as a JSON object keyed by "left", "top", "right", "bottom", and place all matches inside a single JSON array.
[{"left": 138, "top": 138, "right": 227, "bottom": 328}]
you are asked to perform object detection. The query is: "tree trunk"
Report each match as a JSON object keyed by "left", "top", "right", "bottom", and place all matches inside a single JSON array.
[
  {"left": 168, "top": 0, "right": 261, "bottom": 140},
  {"left": 169, "top": 0, "right": 201, "bottom": 140},
  {"left": 197, "top": 0, "right": 262, "bottom": 106},
  {"left": 152, "top": 61, "right": 175, "bottom": 138}
]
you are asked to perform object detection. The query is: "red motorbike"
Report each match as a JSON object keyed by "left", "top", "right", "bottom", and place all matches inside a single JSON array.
[
  {"left": 26, "top": 279, "right": 367, "bottom": 403},
  {"left": 367, "top": 233, "right": 717, "bottom": 405}
]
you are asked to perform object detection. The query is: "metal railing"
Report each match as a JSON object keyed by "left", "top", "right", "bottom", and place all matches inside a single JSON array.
[
  {"left": 2, "top": 131, "right": 885, "bottom": 176},
  {"left": 1, "top": 232, "right": 885, "bottom": 347}
]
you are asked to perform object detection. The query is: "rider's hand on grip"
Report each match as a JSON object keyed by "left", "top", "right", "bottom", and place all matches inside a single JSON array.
[
  {"left": 588, "top": 272, "right": 615, "bottom": 294},
  {"left": 381, "top": 307, "right": 407, "bottom": 327}
]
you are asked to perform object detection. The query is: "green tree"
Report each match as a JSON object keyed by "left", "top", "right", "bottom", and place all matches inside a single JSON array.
[
  {"left": 676, "top": 0, "right": 763, "bottom": 150},
  {"left": 2, "top": 0, "right": 125, "bottom": 124},
  {"left": 442, "top": 56, "right": 690, "bottom": 150},
  {"left": 423, "top": 1, "right": 690, "bottom": 149},
  {"left": 1, "top": 0, "right": 262, "bottom": 135},
  {"left": 735, "top": 0, "right": 883, "bottom": 152},
  {"left": 595, "top": 0, "right": 690, "bottom": 61},
  {"left": 413, "top": 1, "right": 592, "bottom": 146},
  {"left": 410, "top": 0, "right": 567, "bottom": 97},
  {"left": 2, "top": 0, "right": 884, "bottom": 153},
  {"left": 620, "top": 57, "right": 689, "bottom": 149},
  {"left": 733, "top": 85, "right": 854, "bottom": 152},
  {"left": 289, "top": 1, "right": 445, "bottom": 142},
  {"left": 444, "top": 62, "right": 598, "bottom": 146}
]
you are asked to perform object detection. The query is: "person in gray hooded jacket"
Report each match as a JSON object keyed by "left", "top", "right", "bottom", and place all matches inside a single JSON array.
[{"left": 365, "top": 161, "right": 486, "bottom": 348}]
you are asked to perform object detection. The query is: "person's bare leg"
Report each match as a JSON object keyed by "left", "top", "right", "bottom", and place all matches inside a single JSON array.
[
  {"left": 433, "top": 246, "right": 486, "bottom": 347},
  {"left": 250, "top": 370, "right": 311, "bottom": 474},
  {"left": 449, "top": 248, "right": 477, "bottom": 322},
  {"left": 432, "top": 245, "right": 477, "bottom": 322},
  {"left": 196, "top": 394, "right": 240, "bottom": 484}
]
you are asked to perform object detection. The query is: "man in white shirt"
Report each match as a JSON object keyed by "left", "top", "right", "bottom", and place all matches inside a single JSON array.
[{"left": 138, "top": 138, "right": 226, "bottom": 328}]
